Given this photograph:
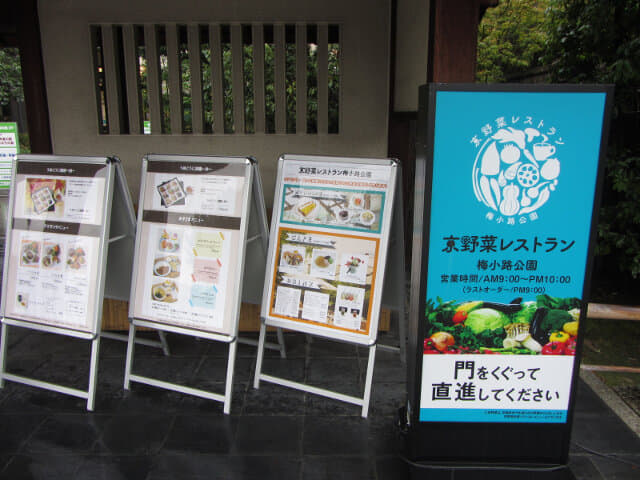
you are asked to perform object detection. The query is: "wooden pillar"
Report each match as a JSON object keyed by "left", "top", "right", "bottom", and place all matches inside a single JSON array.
[
  {"left": 17, "top": 0, "right": 52, "bottom": 153},
  {"left": 428, "top": 0, "right": 497, "bottom": 82}
]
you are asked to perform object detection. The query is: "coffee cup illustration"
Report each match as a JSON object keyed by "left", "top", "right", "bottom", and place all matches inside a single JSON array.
[{"left": 533, "top": 142, "right": 556, "bottom": 161}]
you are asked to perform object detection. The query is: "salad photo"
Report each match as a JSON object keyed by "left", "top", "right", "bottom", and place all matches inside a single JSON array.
[{"left": 424, "top": 294, "right": 581, "bottom": 356}]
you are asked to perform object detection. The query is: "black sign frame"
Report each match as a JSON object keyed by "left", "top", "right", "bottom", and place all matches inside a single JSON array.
[{"left": 406, "top": 83, "right": 614, "bottom": 470}]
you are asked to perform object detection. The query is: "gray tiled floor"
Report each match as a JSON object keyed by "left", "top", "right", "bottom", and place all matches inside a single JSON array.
[{"left": 0, "top": 326, "right": 639, "bottom": 479}]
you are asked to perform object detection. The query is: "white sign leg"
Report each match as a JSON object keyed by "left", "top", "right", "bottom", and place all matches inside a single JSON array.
[
  {"left": 87, "top": 336, "right": 101, "bottom": 411},
  {"left": 223, "top": 339, "right": 238, "bottom": 414},
  {"left": 253, "top": 321, "right": 267, "bottom": 389},
  {"left": 0, "top": 323, "right": 8, "bottom": 388},
  {"left": 158, "top": 331, "right": 170, "bottom": 356},
  {"left": 361, "top": 343, "right": 377, "bottom": 418},
  {"left": 276, "top": 327, "right": 286, "bottom": 358},
  {"left": 124, "top": 323, "right": 136, "bottom": 390}
]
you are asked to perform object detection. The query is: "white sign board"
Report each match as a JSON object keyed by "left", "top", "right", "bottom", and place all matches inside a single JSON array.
[
  {"left": 1, "top": 156, "right": 113, "bottom": 334},
  {"left": 261, "top": 155, "right": 397, "bottom": 345},
  {"left": 130, "top": 155, "right": 253, "bottom": 337}
]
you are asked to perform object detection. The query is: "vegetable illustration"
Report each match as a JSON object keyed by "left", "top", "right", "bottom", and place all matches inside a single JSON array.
[
  {"left": 452, "top": 311, "right": 467, "bottom": 325},
  {"left": 504, "top": 322, "right": 530, "bottom": 341},
  {"left": 423, "top": 338, "right": 439, "bottom": 354},
  {"left": 541, "top": 341, "right": 566, "bottom": 355},
  {"left": 504, "top": 161, "right": 521, "bottom": 181},
  {"left": 480, "top": 142, "right": 500, "bottom": 175},
  {"left": 529, "top": 308, "right": 573, "bottom": 345},
  {"left": 522, "top": 336, "right": 543, "bottom": 353},
  {"left": 540, "top": 158, "right": 560, "bottom": 180},
  {"left": 429, "top": 332, "right": 455, "bottom": 352},
  {"left": 568, "top": 308, "right": 580, "bottom": 322},
  {"left": 480, "top": 176, "right": 497, "bottom": 210},
  {"left": 424, "top": 295, "right": 580, "bottom": 355},
  {"left": 499, "top": 183, "right": 520, "bottom": 216},
  {"left": 500, "top": 144, "right": 521, "bottom": 164},
  {"left": 490, "top": 177, "right": 502, "bottom": 204},
  {"left": 503, "top": 323, "right": 542, "bottom": 352},
  {"left": 512, "top": 301, "right": 537, "bottom": 324},
  {"left": 465, "top": 308, "right": 511, "bottom": 334},
  {"left": 563, "top": 321, "right": 579, "bottom": 337},
  {"left": 492, "top": 127, "right": 526, "bottom": 149},
  {"left": 452, "top": 300, "right": 483, "bottom": 324},
  {"left": 549, "top": 331, "right": 570, "bottom": 343},
  {"left": 520, "top": 187, "right": 550, "bottom": 215}
]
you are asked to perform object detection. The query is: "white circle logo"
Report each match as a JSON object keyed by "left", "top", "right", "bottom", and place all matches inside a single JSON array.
[{"left": 472, "top": 124, "right": 561, "bottom": 224}]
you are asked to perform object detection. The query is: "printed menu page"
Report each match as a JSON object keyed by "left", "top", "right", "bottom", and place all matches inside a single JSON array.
[
  {"left": 132, "top": 159, "right": 249, "bottom": 335},
  {"left": 265, "top": 158, "right": 394, "bottom": 336},
  {"left": 3, "top": 161, "right": 108, "bottom": 332},
  {"left": 270, "top": 228, "right": 379, "bottom": 332}
]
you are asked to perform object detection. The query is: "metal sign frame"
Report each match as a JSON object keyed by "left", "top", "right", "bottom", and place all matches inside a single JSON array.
[
  {"left": 406, "top": 83, "right": 614, "bottom": 471},
  {"left": 0, "top": 154, "right": 117, "bottom": 410},
  {"left": 100, "top": 160, "right": 169, "bottom": 353},
  {"left": 379, "top": 175, "right": 407, "bottom": 362},
  {"left": 235, "top": 161, "right": 286, "bottom": 356},
  {"left": 124, "top": 154, "right": 274, "bottom": 414},
  {"left": 254, "top": 154, "right": 401, "bottom": 417}
]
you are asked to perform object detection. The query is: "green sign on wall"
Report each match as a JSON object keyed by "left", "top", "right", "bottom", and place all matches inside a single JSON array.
[{"left": 0, "top": 122, "right": 19, "bottom": 190}]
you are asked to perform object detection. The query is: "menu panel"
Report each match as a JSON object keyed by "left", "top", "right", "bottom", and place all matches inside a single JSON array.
[
  {"left": 263, "top": 156, "right": 395, "bottom": 340},
  {"left": 3, "top": 160, "right": 109, "bottom": 332},
  {"left": 131, "top": 158, "right": 250, "bottom": 335}
]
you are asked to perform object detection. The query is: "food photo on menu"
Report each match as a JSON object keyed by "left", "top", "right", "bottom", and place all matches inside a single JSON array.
[
  {"left": 310, "top": 247, "right": 337, "bottom": 279},
  {"left": 279, "top": 245, "right": 306, "bottom": 274},
  {"left": 66, "top": 244, "right": 88, "bottom": 271},
  {"left": 270, "top": 228, "right": 377, "bottom": 333},
  {"left": 151, "top": 229, "right": 182, "bottom": 304},
  {"left": 152, "top": 254, "right": 181, "bottom": 278},
  {"left": 11, "top": 233, "right": 94, "bottom": 327},
  {"left": 25, "top": 178, "right": 66, "bottom": 216},
  {"left": 334, "top": 285, "right": 366, "bottom": 330},
  {"left": 156, "top": 177, "right": 193, "bottom": 207},
  {"left": 41, "top": 242, "right": 62, "bottom": 269},
  {"left": 19, "top": 236, "right": 91, "bottom": 272},
  {"left": 20, "top": 239, "right": 41, "bottom": 267},
  {"left": 281, "top": 186, "right": 383, "bottom": 232}
]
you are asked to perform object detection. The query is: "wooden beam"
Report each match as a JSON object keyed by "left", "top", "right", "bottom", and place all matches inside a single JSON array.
[
  {"left": 230, "top": 25, "right": 245, "bottom": 134},
  {"left": 252, "top": 25, "right": 266, "bottom": 134},
  {"left": 144, "top": 25, "right": 162, "bottom": 134},
  {"left": 274, "top": 24, "right": 286, "bottom": 134},
  {"left": 209, "top": 24, "right": 225, "bottom": 134},
  {"left": 188, "top": 25, "right": 203, "bottom": 134},
  {"left": 587, "top": 303, "right": 640, "bottom": 321},
  {"left": 581, "top": 364, "right": 640, "bottom": 374},
  {"left": 296, "top": 24, "right": 307, "bottom": 135},
  {"left": 123, "top": 25, "right": 141, "bottom": 134},
  {"left": 166, "top": 24, "right": 182, "bottom": 135}
]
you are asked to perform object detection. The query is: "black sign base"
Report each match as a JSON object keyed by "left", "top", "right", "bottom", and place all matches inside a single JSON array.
[{"left": 406, "top": 462, "right": 576, "bottom": 480}]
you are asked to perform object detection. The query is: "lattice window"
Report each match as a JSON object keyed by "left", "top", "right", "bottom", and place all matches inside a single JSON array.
[{"left": 90, "top": 23, "right": 341, "bottom": 135}]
